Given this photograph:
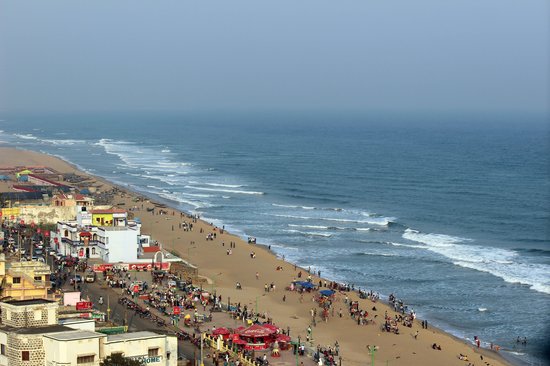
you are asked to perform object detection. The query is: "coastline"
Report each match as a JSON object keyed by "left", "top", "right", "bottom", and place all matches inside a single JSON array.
[{"left": 0, "top": 146, "right": 516, "bottom": 366}]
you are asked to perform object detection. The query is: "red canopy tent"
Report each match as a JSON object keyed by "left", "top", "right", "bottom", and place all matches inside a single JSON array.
[
  {"left": 237, "top": 324, "right": 276, "bottom": 350},
  {"left": 212, "top": 327, "right": 231, "bottom": 340},
  {"left": 262, "top": 324, "right": 279, "bottom": 333}
]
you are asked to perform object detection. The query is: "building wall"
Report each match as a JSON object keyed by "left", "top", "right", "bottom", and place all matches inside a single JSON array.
[
  {"left": 1, "top": 206, "right": 77, "bottom": 225},
  {"left": 103, "top": 230, "right": 138, "bottom": 263},
  {"left": 43, "top": 337, "right": 101, "bottom": 366},
  {"left": 91, "top": 213, "right": 114, "bottom": 227},
  {"left": 103, "top": 335, "right": 177, "bottom": 366},
  {"left": 2, "top": 262, "right": 51, "bottom": 301},
  {"left": 0, "top": 302, "right": 58, "bottom": 328},
  {"left": 0, "top": 332, "right": 7, "bottom": 366},
  {"left": 7, "top": 333, "right": 44, "bottom": 366}
]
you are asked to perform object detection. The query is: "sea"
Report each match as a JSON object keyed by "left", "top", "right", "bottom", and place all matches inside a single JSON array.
[{"left": 0, "top": 110, "right": 549, "bottom": 365}]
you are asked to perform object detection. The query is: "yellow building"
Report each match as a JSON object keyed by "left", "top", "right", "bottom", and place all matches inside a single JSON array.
[
  {"left": 0, "top": 259, "right": 51, "bottom": 301},
  {"left": 90, "top": 208, "right": 127, "bottom": 227}
]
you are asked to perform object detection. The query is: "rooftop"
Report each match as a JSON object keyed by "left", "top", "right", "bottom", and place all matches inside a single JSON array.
[
  {"left": 44, "top": 330, "right": 105, "bottom": 341},
  {"left": 0, "top": 324, "right": 72, "bottom": 335},
  {"left": 3, "top": 299, "right": 56, "bottom": 306},
  {"left": 106, "top": 331, "right": 164, "bottom": 342}
]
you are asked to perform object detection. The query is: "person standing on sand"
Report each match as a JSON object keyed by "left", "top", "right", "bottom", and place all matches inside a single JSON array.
[{"left": 256, "top": 272, "right": 259, "bottom": 280}]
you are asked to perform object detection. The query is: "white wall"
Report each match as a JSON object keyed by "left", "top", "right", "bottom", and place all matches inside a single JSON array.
[
  {"left": 103, "top": 335, "right": 177, "bottom": 366},
  {"left": 0, "top": 332, "right": 7, "bottom": 366},
  {"left": 43, "top": 337, "right": 102, "bottom": 366},
  {"left": 104, "top": 230, "right": 138, "bottom": 263}
]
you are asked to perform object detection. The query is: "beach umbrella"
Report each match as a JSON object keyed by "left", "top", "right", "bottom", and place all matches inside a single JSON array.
[{"left": 276, "top": 334, "right": 291, "bottom": 343}]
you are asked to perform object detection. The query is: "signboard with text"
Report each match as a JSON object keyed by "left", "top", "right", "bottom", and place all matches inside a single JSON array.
[{"left": 76, "top": 301, "right": 93, "bottom": 310}]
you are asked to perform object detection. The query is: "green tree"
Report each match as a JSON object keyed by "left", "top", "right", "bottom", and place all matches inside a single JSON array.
[{"left": 100, "top": 354, "right": 144, "bottom": 366}]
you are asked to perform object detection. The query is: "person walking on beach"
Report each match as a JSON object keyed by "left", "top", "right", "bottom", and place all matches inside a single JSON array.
[{"left": 256, "top": 272, "right": 260, "bottom": 280}]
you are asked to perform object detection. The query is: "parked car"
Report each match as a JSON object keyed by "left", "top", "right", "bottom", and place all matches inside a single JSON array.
[
  {"left": 69, "top": 275, "right": 82, "bottom": 284},
  {"left": 85, "top": 273, "right": 96, "bottom": 283}
]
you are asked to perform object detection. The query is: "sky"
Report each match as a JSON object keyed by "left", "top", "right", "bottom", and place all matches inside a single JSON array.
[{"left": 0, "top": 1, "right": 548, "bottom": 113}]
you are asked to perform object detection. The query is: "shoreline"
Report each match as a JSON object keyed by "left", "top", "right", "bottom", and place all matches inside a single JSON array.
[{"left": 0, "top": 146, "right": 517, "bottom": 366}]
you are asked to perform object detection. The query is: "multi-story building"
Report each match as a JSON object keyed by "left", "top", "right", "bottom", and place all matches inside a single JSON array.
[
  {"left": 0, "top": 257, "right": 51, "bottom": 301},
  {"left": 0, "top": 299, "right": 177, "bottom": 366},
  {"left": 51, "top": 208, "right": 141, "bottom": 263}
]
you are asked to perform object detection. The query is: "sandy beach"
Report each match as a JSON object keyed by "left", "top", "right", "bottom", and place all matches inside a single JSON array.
[{"left": 0, "top": 146, "right": 513, "bottom": 366}]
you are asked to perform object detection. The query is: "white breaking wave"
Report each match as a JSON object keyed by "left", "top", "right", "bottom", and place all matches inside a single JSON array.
[
  {"left": 190, "top": 182, "right": 244, "bottom": 188},
  {"left": 14, "top": 134, "right": 38, "bottom": 140},
  {"left": 403, "top": 228, "right": 550, "bottom": 295},
  {"left": 185, "top": 185, "right": 264, "bottom": 195},
  {"left": 478, "top": 308, "right": 488, "bottom": 312},
  {"left": 272, "top": 214, "right": 394, "bottom": 226},
  {"left": 283, "top": 229, "right": 332, "bottom": 238},
  {"left": 363, "top": 252, "right": 399, "bottom": 257},
  {"left": 272, "top": 203, "right": 344, "bottom": 211},
  {"left": 41, "top": 138, "right": 87, "bottom": 146},
  {"left": 288, "top": 224, "right": 329, "bottom": 230}
]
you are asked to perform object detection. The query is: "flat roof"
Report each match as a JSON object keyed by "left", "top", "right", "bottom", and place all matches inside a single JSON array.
[
  {"left": 10, "top": 324, "right": 73, "bottom": 335},
  {"left": 44, "top": 330, "right": 105, "bottom": 341},
  {"left": 3, "top": 299, "right": 56, "bottom": 306},
  {"left": 106, "top": 331, "right": 164, "bottom": 342}
]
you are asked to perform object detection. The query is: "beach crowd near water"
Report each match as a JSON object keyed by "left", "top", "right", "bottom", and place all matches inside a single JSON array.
[{"left": 0, "top": 147, "right": 530, "bottom": 366}]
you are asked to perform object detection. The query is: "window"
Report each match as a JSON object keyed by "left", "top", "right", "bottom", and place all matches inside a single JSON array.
[
  {"left": 148, "top": 348, "right": 159, "bottom": 357},
  {"left": 92, "top": 247, "right": 96, "bottom": 255},
  {"left": 34, "top": 276, "right": 42, "bottom": 281},
  {"left": 77, "top": 355, "right": 95, "bottom": 364},
  {"left": 1, "top": 344, "right": 6, "bottom": 355},
  {"left": 13, "top": 277, "right": 21, "bottom": 284},
  {"left": 22, "top": 351, "right": 30, "bottom": 361}
]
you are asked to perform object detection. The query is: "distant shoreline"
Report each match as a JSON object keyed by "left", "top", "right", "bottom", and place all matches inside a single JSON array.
[{"left": 0, "top": 145, "right": 516, "bottom": 366}]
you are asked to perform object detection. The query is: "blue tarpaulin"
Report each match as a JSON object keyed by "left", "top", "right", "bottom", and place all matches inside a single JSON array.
[
  {"left": 294, "top": 281, "right": 315, "bottom": 289},
  {"left": 319, "top": 289, "right": 335, "bottom": 296}
]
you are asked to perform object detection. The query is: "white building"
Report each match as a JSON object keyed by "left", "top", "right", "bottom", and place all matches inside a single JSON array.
[
  {"left": 51, "top": 209, "right": 141, "bottom": 263},
  {"left": 0, "top": 299, "right": 177, "bottom": 366}
]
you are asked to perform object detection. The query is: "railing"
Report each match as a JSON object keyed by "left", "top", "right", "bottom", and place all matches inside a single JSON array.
[
  {"left": 203, "top": 334, "right": 260, "bottom": 366},
  {"left": 61, "top": 237, "right": 104, "bottom": 247}
]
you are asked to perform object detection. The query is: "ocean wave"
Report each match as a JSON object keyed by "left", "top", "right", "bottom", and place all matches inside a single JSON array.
[
  {"left": 157, "top": 191, "right": 212, "bottom": 209},
  {"left": 288, "top": 224, "right": 329, "bottom": 230},
  {"left": 283, "top": 229, "right": 332, "bottom": 238},
  {"left": 272, "top": 203, "right": 344, "bottom": 211},
  {"left": 359, "top": 252, "right": 399, "bottom": 258},
  {"left": 190, "top": 181, "right": 244, "bottom": 188},
  {"left": 185, "top": 185, "right": 264, "bottom": 195},
  {"left": 271, "top": 214, "right": 394, "bottom": 226},
  {"left": 404, "top": 228, "right": 550, "bottom": 295},
  {"left": 161, "top": 149, "right": 171, "bottom": 153},
  {"left": 41, "top": 138, "right": 88, "bottom": 146},
  {"left": 14, "top": 134, "right": 38, "bottom": 140}
]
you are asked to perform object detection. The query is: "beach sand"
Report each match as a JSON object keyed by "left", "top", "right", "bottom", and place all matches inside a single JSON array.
[{"left": 0, "top": 146, "right": 513, "bottom": 366}]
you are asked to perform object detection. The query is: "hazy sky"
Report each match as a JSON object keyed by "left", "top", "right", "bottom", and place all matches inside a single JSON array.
[{"left": 0, "top": 1, "right": 548, "bottom": 113}]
